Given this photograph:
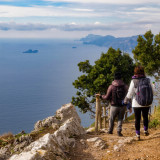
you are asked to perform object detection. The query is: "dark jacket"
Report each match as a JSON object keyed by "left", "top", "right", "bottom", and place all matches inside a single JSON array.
[{"left": 102, "top": 80, "right": 128, "bottom": 106}]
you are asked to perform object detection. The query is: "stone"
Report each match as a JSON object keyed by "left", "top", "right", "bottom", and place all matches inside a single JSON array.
[
  {"left": 0, "top": 146, "right": 11, "bottom": 160},
  {"left": 80, "top": 139, "right": 86, "bottom": 145},
  {"left": 87, "top": 137, "right": 107, "bottom": 150},
  {"left": 53, "top": 117, "right": 85, "bottom": 152},
  {"left": 56, "top": 103, "right": 81, "bottom": 124},
  {"left": 10, "top": 133, "right": 68, "bottom": 160},
  {"left": 87, "top": 137, "right": 101, "bottom": 142},
  {"left": 52, "top": 123, "right": 59, "bottom": 131},
  {"left": 114, "top": 137, "right": 134, "bottom": 151},
  {"left": 86, "top": 127, "right": 95, "bottom": 133},
  {"left": 34, "top": 116, "right": 59, "bottom": 131},
  {"left": 94, "top": 139, "right": 107, "bottom": 149}
]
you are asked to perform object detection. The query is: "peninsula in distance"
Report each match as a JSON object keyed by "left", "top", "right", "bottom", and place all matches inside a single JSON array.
[{"left": 80, "top": 34, "right": 139, "bottom": 52}]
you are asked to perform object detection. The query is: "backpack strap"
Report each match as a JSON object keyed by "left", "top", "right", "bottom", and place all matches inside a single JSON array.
[{"left": 133, "top": 79, "right": 139, "bottom": 88}]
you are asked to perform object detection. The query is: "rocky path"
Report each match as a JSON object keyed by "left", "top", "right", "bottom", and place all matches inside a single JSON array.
[{"left": 68, "top": 121, "right": 160, "bottom": 160}]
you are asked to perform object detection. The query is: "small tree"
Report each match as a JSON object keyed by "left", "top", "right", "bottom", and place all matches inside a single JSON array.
[{"left": 72, "top": 47, "right": 135, "bottom": 113}]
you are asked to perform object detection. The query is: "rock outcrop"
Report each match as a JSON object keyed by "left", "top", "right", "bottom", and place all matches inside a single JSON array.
[{"left": 8, "top": 103, "right": 86, "bottom": 160}]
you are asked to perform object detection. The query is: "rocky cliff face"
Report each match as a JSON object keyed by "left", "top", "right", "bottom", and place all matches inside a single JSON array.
[{"left": 2, "top": 103, "right": 85, "bottom": 160}]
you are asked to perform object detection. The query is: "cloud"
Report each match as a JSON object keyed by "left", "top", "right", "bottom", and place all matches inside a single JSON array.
[
  {"left": 0, "top": 20, "right": 158, "bottom": 32},
  {"left": 44, "top": 0, "right": 160, "bottom": 4},
  {"left": 0, "top": 5, "right": 98, "bottom": 18},
  {"left": 0, "top": 20, "right": 159, "bottom": 39}
]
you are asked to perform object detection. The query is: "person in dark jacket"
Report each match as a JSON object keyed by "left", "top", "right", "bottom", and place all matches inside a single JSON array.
[{"left": 101, "top": 72, "right": 129, "bottom": 136}]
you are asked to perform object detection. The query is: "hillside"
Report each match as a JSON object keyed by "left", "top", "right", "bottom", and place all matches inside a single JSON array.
[
  {"left": 0, "top": 104, "right": 160, "bottom": 160},
  {"left": 80, "top": 34, "right": 139, "bottom": 52}
]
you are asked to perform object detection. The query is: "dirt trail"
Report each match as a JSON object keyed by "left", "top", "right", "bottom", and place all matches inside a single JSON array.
[{"left": 68, "top": 121, "right": 160, "bottom": 160}]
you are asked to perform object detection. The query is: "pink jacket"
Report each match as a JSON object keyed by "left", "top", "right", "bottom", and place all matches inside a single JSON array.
[{"left": 102, "top": 80, "right": 128, "bottom": 106}]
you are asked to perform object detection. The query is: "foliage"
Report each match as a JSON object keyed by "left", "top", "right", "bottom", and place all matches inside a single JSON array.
[
  {"left": 149, "top": 119, "right": 160, "bottom": 128},
  {"left": 154, "top": 106, "right": 160, "bottom": 120},
  {"left": 0, "top": 132, "right": 14, "bottom": 147},
  {"left": 126, "top": 113, "right": 135, "bottom": 121},
  {"left": 72, "top": 47, "right": 134, "bottom": 113},
  {"left": 149, "top": 106, "right": 160, "bottom": 128},
  {"left": 132, "top": 30, "right": 160, "bottom": 79}
]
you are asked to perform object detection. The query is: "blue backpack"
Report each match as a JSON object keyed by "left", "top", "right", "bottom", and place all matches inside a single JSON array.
[{"left": 134, "top": 78, "right": 153, "bottom": 106}]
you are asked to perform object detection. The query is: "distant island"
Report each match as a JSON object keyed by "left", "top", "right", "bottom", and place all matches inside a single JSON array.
[
  {"left": 80, "top": 34, "right": 139, "bottom": 52},
  {"left": 23, "top": 49, "right": 38, "bottom": 53}
]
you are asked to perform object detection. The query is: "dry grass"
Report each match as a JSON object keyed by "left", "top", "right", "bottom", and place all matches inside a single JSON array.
[
  {"left": 30, "top": 127, "right": 56, "bottom": 141},
  {"left": 0, "top": 132, "right": 14, "bottom": 147}
]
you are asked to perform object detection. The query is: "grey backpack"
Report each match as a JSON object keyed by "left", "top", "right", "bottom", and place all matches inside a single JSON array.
[{"left": 134, "top": 78, "right": 153, "bottom": 106}]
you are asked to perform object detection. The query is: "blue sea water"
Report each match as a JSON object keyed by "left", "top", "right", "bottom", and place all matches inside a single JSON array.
[{"left": 0, "top": 39, "right": 107, "bottom": 134}]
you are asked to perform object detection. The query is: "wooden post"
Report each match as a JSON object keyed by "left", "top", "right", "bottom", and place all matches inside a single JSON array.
[
  {"left": 154, "top": 105, "right": 156, "bottom": 114},
  {"left": 99, "top": 104, "right": 102, "bottom": 129},
  {"left": 125, "top": 107, "right": 128, "bottom": 121},
  {"left": 103, "top": 106, "right": 107, "bottom": 128},
  {"left": 108, "top": 104, "right": 110, "bottom": 120},
  {"left": 95, "top": 95, "right": 100, "bottom": 132}
]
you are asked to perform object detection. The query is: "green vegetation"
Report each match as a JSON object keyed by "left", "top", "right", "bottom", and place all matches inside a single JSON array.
[
  {"left": 132, "top": 30, "right": 160, "bottom": 79},
  {"left": 126, "top": 114, "right": 135, "bottom": 121},
  {"left": 149, "top": 119, "right": 160, "bottom": 128},
  {"left": 29, "top": 126, "right": 55, "bottom": 141},
  {"left": 0, "top": 132, "right": 14, "bottom": 147},
  {"left": 149, "top": 106, "right": 160, "bottom": 128},
  {"left": 72, "top": 47, "right": 134, "bottom": 113}
]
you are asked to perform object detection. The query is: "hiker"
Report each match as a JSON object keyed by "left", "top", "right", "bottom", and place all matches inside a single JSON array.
[
  {"left": 100, "top": 72, "right": 129, "bottom": 136},
  {"left": 124, "top": 66, "right": 154, "bottom": 140}
]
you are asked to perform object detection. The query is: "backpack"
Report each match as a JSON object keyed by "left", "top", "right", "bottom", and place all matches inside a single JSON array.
[
  {"left": 112, "top": 85, "right": 125, "bottom": 106},
  {"left": 134, "top": 78, "right": 153, "bottom": 106}
]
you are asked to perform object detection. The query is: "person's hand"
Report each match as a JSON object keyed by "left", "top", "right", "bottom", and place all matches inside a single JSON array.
[
  {"left": 95, "top": 93, "right": 101, "bottom": 97},
  {"left": 122, "top": 100, "right": 127, "bottom": 106}
]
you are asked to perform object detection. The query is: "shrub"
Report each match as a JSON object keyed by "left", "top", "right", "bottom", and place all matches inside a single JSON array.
[{"left": 149, "top": 119, "right": 160, "bottom": 128}]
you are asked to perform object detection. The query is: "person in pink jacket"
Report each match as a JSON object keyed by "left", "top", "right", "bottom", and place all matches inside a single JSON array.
[{"left": 101, "top": 72, "right": 128, "bottom": 136}]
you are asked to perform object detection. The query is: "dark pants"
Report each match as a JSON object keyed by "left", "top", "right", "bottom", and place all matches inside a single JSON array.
[{"left": 134, "top": 107, "right": 150, "bottom": 135}]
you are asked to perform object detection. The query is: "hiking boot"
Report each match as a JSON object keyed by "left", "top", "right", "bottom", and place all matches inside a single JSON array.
[
  {"left": 144, "top": 130, "right": 149, "bottom": 136},
  {"left": 135, "top": 134, "right": 140, "bottom": 141},
  {"left": 107, "top": 131, "right": 113, "bottom": 134},
  {"left": 117, "top": 131, "right": 123, "bottom": 137}
]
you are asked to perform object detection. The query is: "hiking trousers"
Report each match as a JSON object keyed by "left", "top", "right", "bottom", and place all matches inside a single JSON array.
[
  {"left": 109, "top": 106, "right": 126, "bottom": 133},
  {"left": 134, "top": 107, "right": 150, "bottom": 134}
]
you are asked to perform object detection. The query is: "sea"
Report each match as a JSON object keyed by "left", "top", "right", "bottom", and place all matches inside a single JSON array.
[{"left": 0, "top": 38, "right": 108, "bottom": 135}]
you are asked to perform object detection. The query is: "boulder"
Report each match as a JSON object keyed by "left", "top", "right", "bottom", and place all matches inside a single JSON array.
[
  {"left": 10, "top": 133, "right": 68, "bottom": 160},
  {"left": 9, "top": 103, "right": 85, "bottom": 160},
  {"left": 34, "top": 116, "right": 60, "bottom": 131},
  {"left": 53, "top": 117, "right": 85, "bottom": 152},
  {"left": 56, "top": 103, "right": 81, "bottom": 124}
]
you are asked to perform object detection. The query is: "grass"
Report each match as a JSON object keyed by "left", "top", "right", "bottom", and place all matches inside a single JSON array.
[
  {"left": 0, "top": 132, "right": 14, "bottom": 147},
  {"left": 149, "top": 106, "right": 160, "bottom": 128},
  {"left": 29, "top": 126, "right": 55, "bottom": 141},
  {"left": 125, "top": 114, "right": 135, "bottom": 121}
]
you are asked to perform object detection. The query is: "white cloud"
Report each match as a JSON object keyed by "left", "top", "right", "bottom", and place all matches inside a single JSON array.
[
  {"left": 95, "top": 21, "right": 101, "bottom": 24},
  {"left": 70, "top": 22, "right": 76, "bottom": 25},
  {"left": 0, "top": 5, "right": 99, "bottom": 18},
  {"left": 0, "top": 20, "right": 159, "bottom": 32},
  {"left": 0, "top": 20, "right": 159, "bottom": 39},
  {"left": 44, "top": 0, "right": 160, "bottom": 4}
]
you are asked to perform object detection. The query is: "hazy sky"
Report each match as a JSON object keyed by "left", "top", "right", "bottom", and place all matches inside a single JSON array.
[{"left": 0, "top": 0, "right": 160, "bottom": 38}]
